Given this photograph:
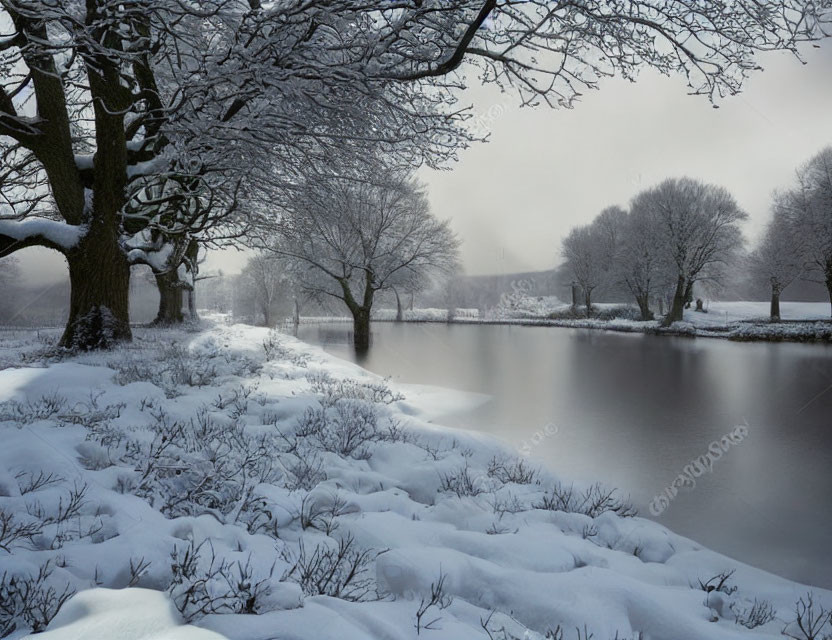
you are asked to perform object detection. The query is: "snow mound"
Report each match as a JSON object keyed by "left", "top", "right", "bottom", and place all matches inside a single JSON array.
[{"left": 30, "top": 589, "right": 227, "bottom": 640}]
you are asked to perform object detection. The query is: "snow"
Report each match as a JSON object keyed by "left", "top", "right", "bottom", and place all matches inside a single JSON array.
[
  {"left": 0, "top": 218, "right": 87, "bottom": 251},
  {"left": 1, "top": 319, "right": 830, "bottom": 640},
  {"left": 32, "top": 589, "right": 226, "bottom": 640},
  {"left": 682, "top": 301, "right": 830, "bottom": 326},
  {"left": 352, "top": 301, "right": 832, "bottom": 342}
]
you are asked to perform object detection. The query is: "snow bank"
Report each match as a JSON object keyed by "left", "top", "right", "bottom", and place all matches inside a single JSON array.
[
  {"left": 30, "top": 589, "right": 227, "bottom": 640},
  {"left": 1, "top": 321, "right": 830, "bottom": 640}
]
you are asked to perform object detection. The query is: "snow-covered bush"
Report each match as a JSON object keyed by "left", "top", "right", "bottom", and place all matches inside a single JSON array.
[
  {"left": 782, "top": 593, "right": 832, "bottom": 640},
  {"left": 0, "top": 392, "right": 66, "bottom": 425},
  {"left": 487, "top": 455, "right": 540, "bottom": 485},
  {"left": 293, "top": 401, "right": 382, "bottom": 459},
  {"left": 307, "top": 371, "right": 404, "bottom": 406},
  {"left": 491, "top": 293, "right": 565, "bottom": 320},
  {"left": 535, "top": 482, "right": 636, "bottom": 518},
  {"left": 413, "top": 570, "right": 453, "bottom": 634},
  {"left": 286, "top": 534, "right": 376, "bottom": 601},
  {"left": 124, "top": 409, "right": 280, "bottom": 526},
  {"left": 0, "top": 561, "right": 74, "bottom": 636},
  {"left": 593, "top": 306, "right": 642, "bottom": 321},
  {"left": 168, "top": 539, "right": 278, "bottom": 621},
  {"left": 731, "top": 598, "right": 777, "bottom": 629},
  {"left": 262, "top": 329, "right": 310, "bottom": 367},
  {"left": 439, "top": 462, "right": 488, "bottom": 497}
]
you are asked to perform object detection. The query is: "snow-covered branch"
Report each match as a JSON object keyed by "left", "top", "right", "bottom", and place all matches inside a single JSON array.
[{"left": 0, "top": 218, "right": 86, "bottom": 257}]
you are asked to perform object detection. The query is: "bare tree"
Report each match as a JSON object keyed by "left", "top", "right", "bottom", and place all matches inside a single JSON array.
[
  {"left": 0, "top": 1, "right": 828, "bottom": 349},
  {"left": 240, "top": 254, "right": 292, "bottom": 328},
  {"left": 616, "top": 201, "right": 670, "bottom": 321},
  {"left": 270, "top": 170, "right": 460, "bottom": 352},
  {"left": 633, "top": 178, "right": 747, "bottom": 326},
  {"left": 561, "top": 206, "right": 625, "bottom": 316},
  {"left": 749, "top": 194, "right": 806, "bottom": 321},
  {"left": 790, "top": 147, "right": 832, "bottom": 316}
]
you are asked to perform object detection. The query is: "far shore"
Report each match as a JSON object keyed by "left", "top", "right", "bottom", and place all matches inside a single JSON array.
[{"left": 291, "top": 301, "right": 832, "bottom": 344}]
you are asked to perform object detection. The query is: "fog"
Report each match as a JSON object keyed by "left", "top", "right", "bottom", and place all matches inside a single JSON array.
[{"left": 12, "top": 44, "right": 832, "bottom": 284}]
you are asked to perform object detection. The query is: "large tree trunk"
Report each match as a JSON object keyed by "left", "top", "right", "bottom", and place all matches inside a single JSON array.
[
  {"left": 153, "top": 270, "right": 185, "bottom": 325},
  {"left": 635, "top": 293, "right": 653, "bottom": 321},
  {"left": 352, "top": 307, "right": 371, "bottom": 355},
  {"left": 60, "top": 227, "right": 131, "bottom": 350},
  {"left": 584, "top": 289, "right": 592, "bottom": 318},
  {"left": 770, "top": 285, "right": 781, "bottom": 322},
  {"left": 662, "top": 276, "right": 687, "bottom": 327}
]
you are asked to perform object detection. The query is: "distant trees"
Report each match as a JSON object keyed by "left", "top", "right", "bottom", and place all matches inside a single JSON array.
[
  {"left": 1, "top": 1, "right": 828, "bottom": 348},
  {"left": 240, "top": 254, "right": 293, "bottom": 328},
  {"left": 640, "top": 179, "right": 748, "bottom": 326},
  {"left": 746, "top": 146, "right": 832, "bottom": 319},
  {"left": 749, "top": 196, "right": 805, "bottom": 320},
  {"left": 269, "top": 170, "right": 459, "bottom": 352},
  {"left": 561, "top": 206, "right": 625, "bottom": 316},
  {"left": 793, "top": 147, "right": 832, "bottom": 314},
  {"left": 562, "top": 179, "right": 747, "bottom": 324}
]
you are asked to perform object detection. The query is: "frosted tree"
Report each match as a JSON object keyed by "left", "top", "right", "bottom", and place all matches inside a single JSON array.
[
  {"left": 749, "top": 194, "right": 806, "bottom": 321},
  {"left": 561, "top": 206, "right": 625, "bottom": 316},
  {"left": 0, "top": 1, "right": 829, "bottom": 348},
  {"left": 635, "top": 178, "right": 747, "bottom": 326},
  {"left": 269, "top": 170, "right": 460, "bottom": 352},
  {"left": 240, "top": 254, "right": 294, "bottom": 328},
  {"left": 790, "top": 147, "right": 832, "bottom": 315},
  {"left": 615, "top": 201, "right": 671, "bottom": 321}
]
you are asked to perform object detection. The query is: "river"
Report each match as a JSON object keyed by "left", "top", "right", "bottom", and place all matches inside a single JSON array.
[{"left": 297, "top": 321, "right": 832, "bottom": 589}]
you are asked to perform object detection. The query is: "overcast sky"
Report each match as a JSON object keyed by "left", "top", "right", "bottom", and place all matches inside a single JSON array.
[{"left": 12, "top": 43, "right": 832, "bottom": 283}]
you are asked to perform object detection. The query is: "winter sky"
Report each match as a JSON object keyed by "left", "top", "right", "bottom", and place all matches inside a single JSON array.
[{"left": 13, "top": 43, "right": 832, "bottom": 283}]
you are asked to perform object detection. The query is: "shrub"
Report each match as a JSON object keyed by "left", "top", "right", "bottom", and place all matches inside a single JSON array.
[
  {"left": 593, "top": 306, "right": 642, "bottom": 321},
  {"left": 783, "top": 592, "right": 831, "bottom": 640},
  {"left": 534, "top": 482, "right": 636, "bottom": 518},
  {"left": 293, "top": 400, "right": 385, "bottom": 460},
  {"left": 696, "top": 569, "right": 738, "bottom": 595},
  {"left": 439, "top": 463, "right": 487, "bottom": 497},
  {"left": 286, "top": 534, "right": 376, "bottom": 601},
  {"left": 731, "top": 599, "right": 776, "bottom": 629},
  {"left": 414, "top": 570, "right": 453, "bottom": 635},
  {"left": 168, "top": 539, "right": 277, "bottom": 621},
  {"left": 0, "top": 561, "right": 74, "bottom": 636},
  {"left": 307, "top": 372, "right": 404, "bottom": 407},
  {"left": 487, "top": 455, "right": 539, "bottom": 485}
]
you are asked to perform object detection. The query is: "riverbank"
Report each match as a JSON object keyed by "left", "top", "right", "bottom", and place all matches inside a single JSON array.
[
  {"left": 1, "top": 320, "right": 830, "bottom": 639},
  {"left": 296, "top": 301, "right": 832, "bottom": 343}
]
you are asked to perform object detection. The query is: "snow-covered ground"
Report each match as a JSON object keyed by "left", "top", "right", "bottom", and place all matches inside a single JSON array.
[
  {"left": 335, "top": 301, "right": 832, "bottom": 342},
  {"left": 1, "top": 318, "right": 831, "bottom": 640}
]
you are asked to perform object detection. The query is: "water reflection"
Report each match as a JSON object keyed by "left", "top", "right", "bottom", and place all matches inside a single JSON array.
[{"left": 298, "top": 322, "right": 832, "bottom": 588}]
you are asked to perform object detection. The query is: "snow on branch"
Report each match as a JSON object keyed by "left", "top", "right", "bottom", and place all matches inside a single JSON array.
[{"left": 0, "top": 218, "right": 87, "bottom": 256}]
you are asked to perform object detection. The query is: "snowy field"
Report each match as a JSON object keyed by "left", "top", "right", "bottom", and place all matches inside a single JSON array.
[{"left": 1, "top": 319, "right": 831, "bottom": 640}]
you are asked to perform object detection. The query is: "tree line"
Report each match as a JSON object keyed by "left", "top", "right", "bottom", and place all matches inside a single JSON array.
[
  {"left": 561, "top": 147, "right": 832, "bottom": 325},
  {"left": 0, "top": 1, "right": 829, "bottom": 350}
]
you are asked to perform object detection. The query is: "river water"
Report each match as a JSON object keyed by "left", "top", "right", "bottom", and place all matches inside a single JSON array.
[{"left": 297, "top": 321, "right": 832, "bottom": 589}]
